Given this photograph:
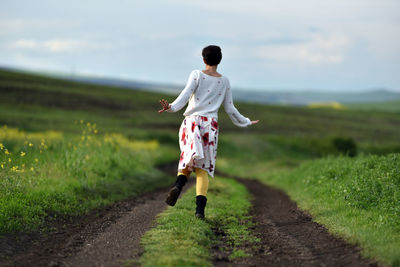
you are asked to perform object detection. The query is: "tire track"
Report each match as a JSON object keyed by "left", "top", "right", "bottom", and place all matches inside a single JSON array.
[
  {"left": 215, "top": 173, "right": 378, "bottom": 267},
  {"left": 0, "top": 162, "right": 191, "bottom": 267}
]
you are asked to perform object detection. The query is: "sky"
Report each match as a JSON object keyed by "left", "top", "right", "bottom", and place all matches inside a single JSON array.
[{"left": 1, "top": 0, "right": 399, "bottom": 92}]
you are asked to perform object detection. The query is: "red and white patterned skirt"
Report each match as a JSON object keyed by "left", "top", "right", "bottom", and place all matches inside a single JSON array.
[{"left": 178, "top": 115, "right": 219, "bottom": 177}]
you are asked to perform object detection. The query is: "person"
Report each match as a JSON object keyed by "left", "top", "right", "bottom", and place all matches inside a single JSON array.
[{"left": 158, "top": 45, "right": 259, "bottom": 219}]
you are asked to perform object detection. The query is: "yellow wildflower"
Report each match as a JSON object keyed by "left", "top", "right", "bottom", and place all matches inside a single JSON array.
[
  {"left": 5, "top": 149, "right": 9, "bottom": 155},
  {"left": 29, "top": 143, "right": 33, "bottom": 147},
  {"left": 35, "top": 158, "right": 39, "bottom": 163},
  {"left": 0, "top": 143, "right": 3, "bottom": 149},
  {"left": 94, "top": 129, "right": 98, "bottom": 134},
  {"left": 1, "top": 164, "right": 3, "bottom": 169},
  {"left": 30, "top": 167, "right": 34, "bottom": 171},
  {"left": 21, "top": 151, "right": 26, "bottom": 157},
  {"left": 87, "top": 122, "right": 91, "bottom": 127},
  {"left": 8, "top": 158, "right": 11, "bottom": 162},
  {"left": 80, "top": 119, "right": 84, "bottom": 124}
]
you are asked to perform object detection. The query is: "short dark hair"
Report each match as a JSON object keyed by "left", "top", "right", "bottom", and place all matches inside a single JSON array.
[{"left": 202, "top": 45, "right": 222, "bottom": 66}]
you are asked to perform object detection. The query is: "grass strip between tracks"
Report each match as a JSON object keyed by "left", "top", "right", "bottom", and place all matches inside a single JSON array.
[{"left": 138, "top": 176, "right": 258, "bottom": 267}]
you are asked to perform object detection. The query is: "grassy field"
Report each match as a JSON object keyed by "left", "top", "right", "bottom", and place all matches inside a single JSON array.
[
  {"left": 345, "top": 100, "right": 400, "bottom": 113},
  {"left": 1, "top": 69, "right": 399, "bottom": 265},
  {"left": 0, "top": 122, "right": 174, "bottom": 235},
  {"left": 2, "top": 69, "right": 400, "bottom": 145}
]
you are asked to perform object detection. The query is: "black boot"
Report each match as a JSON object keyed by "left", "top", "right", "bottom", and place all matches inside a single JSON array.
[
  {"left": 165, "top": 175, "right": 187, "bottom": 206},
  {"left": 195, "top": 195, "right": 207, "bottom": 219}
]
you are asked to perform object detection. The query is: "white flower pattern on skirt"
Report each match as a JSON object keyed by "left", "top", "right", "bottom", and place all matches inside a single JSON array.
[{"left": 178, "top": 115, "right": 219, "bottom": 177}]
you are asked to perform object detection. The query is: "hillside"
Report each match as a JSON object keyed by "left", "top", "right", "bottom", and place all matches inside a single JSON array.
[
  {"left": 1, "top": 69, "right": 399, "bottom": 147},
  {"left": 2, "top": 66, "right": 400, "bottom": 106}
]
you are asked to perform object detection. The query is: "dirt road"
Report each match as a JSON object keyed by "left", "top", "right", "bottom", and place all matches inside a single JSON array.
[
  {"left": 222, "top": 177, "right": 377, "bottom": 267},
  {"left": 0, "top": 185, "right": 180, "bottom": 266},
  {"left": 0, "top": 164, "right": 377, "bottom": 266}
]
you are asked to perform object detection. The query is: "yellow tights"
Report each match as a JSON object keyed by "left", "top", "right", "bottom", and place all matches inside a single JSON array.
[{"left": 177, "top": 168, "right": 209, "bottom": 196}]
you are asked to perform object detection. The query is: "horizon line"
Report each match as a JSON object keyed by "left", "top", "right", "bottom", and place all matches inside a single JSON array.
[{"left": 1, "top": 64, "right": 399, "bottom": 94}]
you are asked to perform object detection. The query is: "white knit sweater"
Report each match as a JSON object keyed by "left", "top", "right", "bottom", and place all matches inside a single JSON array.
[{"left": 167, "top": 70, "right": 251, "bottom": 127}]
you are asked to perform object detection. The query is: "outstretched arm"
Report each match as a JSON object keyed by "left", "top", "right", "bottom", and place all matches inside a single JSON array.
[
  {"left": 158, "top": 70, "right": 199, "bottom": 114},
  {"left": 223, "top": 80, "right": 259, "bottom": 127}
]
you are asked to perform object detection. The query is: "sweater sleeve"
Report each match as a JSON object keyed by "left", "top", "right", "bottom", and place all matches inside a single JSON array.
[
  {"left": 167, "top": 70, "right": 199, "bottom": 113},
  {"left": 223, "top": 78, "right": 252, "bottom": 127}
]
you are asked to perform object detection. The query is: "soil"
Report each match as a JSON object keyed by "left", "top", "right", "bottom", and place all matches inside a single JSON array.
[
  {"left": 0, "top": 163, "right": 379, "bottom": 267},
  {"left": 213, "top": 174, "right": 378, "bottom": 267},
  {"left": 0, "top": 162, "right": 188, "bottom": 267}
]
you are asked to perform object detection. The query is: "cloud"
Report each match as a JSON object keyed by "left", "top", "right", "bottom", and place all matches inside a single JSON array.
[
  {"left": 13, "top": 39, "right": 88, "bottom": 53},
  {"left": 15, "top": 39, "right": 38, "bottom": 49},
  {"left": 43, "top": 40, "right": 87, "bottom": 52},
  {"left": 255, "top": 33, "right": 351, "bottom": 65}
]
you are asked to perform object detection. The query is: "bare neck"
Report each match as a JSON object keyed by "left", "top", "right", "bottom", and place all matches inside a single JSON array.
[{"left": 202, "top": 65, "right": 222, "bottom": 77}]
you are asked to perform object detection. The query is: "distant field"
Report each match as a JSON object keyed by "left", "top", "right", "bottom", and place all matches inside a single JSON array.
[
  {"left": 1, "top": 69, "right": 400, "bottom": 145},
  {"left": 345, "top": 100, "right": 400, "bottom": 112}
]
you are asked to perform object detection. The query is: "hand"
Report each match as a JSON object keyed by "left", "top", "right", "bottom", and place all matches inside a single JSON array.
[
  {"left": 251, "top": 120, "right": 259, "bottom": 125},
  {"left": 158, "top": 99, "right": 171, "bottom": 113}
]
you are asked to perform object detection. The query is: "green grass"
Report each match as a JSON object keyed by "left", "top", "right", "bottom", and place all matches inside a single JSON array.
[
  {"left": 138, "top": 177, "right": 258, "bottom": 267},
  {"left": 221, "top": 153, "right": 400, "bottom": 266},
  {"left": 0, "top": 123, "right": 174, "bottom": 235},
  {"left": 346, "top": 100, "right": 400, "bottom": 113}
]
